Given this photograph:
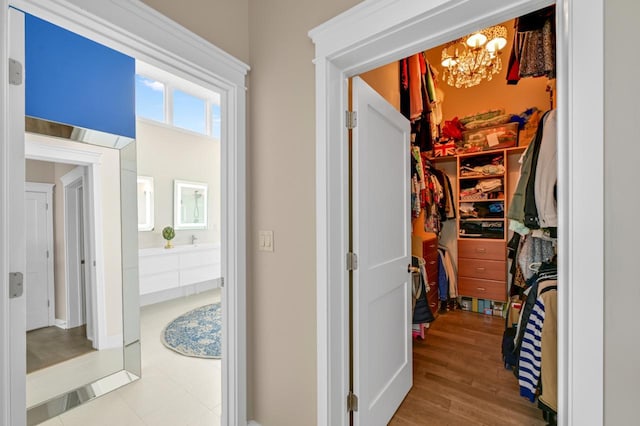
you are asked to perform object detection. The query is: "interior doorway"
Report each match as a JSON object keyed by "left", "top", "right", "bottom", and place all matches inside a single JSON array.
[
  {"left": 1, "top": 2, "right": 248, "bottom": 425},
  {"left": 61, "top": 166, "right": 91, "bottom": 337},
  {"left": 311, "top": 0, "right": 605, "bottom": 425},
  {"left": 348, "top": 6, "right": 557, "bottom": 425}
]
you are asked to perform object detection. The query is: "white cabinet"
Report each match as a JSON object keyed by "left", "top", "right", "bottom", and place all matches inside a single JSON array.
[{"left": 138, "top": 243, "right": 221, "bottom": 303}]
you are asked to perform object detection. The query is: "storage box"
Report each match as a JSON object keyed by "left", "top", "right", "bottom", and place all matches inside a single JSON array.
[
  {"left": 461, "top": 122, "right": 519, "bottom": 151},
  {"left": 432, "top": 140, "right": 456, "bottom": 157},
  {"left": 460, "top": 297, "right": 472, "bottom": 311}
]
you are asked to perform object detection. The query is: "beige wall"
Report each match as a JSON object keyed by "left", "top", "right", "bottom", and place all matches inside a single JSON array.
[
  {"left": 247, "top": 1, "right": 363, "bottom": 424},
  {"left": 140, "top": 0, "right": 249, "bottom": 64},
  {"left": 136, "top": 120, "right": 221, "bottom": 249},
  {"left": 25, "top": 159, "right": 54, "bottom": 183},
  {"left": 604, "top": 0, "right": 640, "bottom": 422}
]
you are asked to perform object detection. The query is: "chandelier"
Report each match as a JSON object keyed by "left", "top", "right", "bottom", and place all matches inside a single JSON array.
[{"left": 440, "top": 25, "right": 508, "bottom": 89}]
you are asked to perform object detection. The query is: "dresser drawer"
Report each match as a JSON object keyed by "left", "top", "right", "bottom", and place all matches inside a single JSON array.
[
  {"left": 458, "top": 239, "right": 505, "bottom": 261},
  {"left": 422, "top": 237, "right": 438, "bottom": 261},
  {"left": 427, "top": 287, "right": 439, "bottom": 316},
  {"left": 458, "top": 277, "right": 506, "bottom": 301},
  {"left": 458, "top": 258, "right": 506, "bottom": 281}
]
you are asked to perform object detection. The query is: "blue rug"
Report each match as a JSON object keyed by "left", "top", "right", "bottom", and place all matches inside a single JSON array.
[{"left": 161, "top": 303, "right": 221, "bottom": 359}]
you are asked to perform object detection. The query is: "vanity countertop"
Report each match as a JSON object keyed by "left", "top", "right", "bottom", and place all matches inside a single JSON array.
[{"left": 138, "top": 242, "right": 220, "bottom": 256}]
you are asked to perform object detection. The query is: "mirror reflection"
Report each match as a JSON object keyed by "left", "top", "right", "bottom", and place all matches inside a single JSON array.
[
  {"left": 137, "top": 176, "right": 155, "bottom": 231},
  {"left": 24, "top": 118, "right": 139, "bottom": 424},
  {"left": 174, "top": 180, "right": 208, "bottom": 230}
]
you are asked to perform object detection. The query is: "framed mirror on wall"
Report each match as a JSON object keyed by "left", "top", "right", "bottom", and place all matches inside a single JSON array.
[
  {"left": 174, "top": 180, "right": 208, "bottom": 230},
  {"left": 137, "top": 176, "right": 154, "bottom": 231}
]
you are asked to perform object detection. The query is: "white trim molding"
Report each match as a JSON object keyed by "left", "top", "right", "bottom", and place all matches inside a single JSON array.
[
  {"left": 310, "top": 0, "right": 603, "bottom": 425},
  {"left": 3, "top": 1, "right": 248, "bottom": 425}
]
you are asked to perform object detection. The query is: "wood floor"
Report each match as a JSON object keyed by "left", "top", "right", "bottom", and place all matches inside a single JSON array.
[
  {"left": 27, "top": 324, "right": 95, "bottom": 373},
  {"left": 390, "top": 309, "right": 546, "bottom": 426}
]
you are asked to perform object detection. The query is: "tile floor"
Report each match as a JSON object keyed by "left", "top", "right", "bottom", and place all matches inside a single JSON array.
[{"left": 38, "top": 289, "right": 222, "bottom": 426}]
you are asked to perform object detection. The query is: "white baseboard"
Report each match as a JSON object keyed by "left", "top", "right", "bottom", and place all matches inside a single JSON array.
[
  {"left": 54, "top": 319, "right": 67, "bottom": 329},
  {"left": 248, "top": 421, "right": 262, "bottom": 426}
]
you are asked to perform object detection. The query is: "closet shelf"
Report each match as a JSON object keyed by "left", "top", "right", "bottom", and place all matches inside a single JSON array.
[
  {"left": 459, "top": 174, "right": 505, "bottom": 180},
  {"left": 459, "top": 218, "right": 505, "bottom": 222},
  {"left": 427, "top": 145, "right": 527, "bottom": 162},
  {"left": 459, "top": 198, "right": 505, "bottom": 202}
]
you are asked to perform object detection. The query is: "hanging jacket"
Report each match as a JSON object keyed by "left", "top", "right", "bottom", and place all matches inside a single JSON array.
[
  {"left": 412, "top": 256, "right": 435, "bottom": 324},
  {"left": 518, "top": 281, "right": 557, "bottom": 402}
]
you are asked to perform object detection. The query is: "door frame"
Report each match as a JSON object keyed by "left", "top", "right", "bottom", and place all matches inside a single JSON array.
[
  {"left": 24, "top": 182, "right": 55, "bottom": 329},
  {"left": 1, "top": 1, "right": 249, "bottom": 425},
  {"left": 26, "top": 136, "right": 107, "bottom": 350},
  {"left": 60, "top": 166, "right": 92, "bottom": 338},
  {"left": 310, "top": 0, "right": 603, "bottom": 425}
]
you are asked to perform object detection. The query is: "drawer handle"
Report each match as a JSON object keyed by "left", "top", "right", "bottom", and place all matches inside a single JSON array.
[
  {"left": 476, "top": 287, "right": 486, "bottom": 291},
  {"left": 430, "top": 303, "right": 437, "bottom": 308},
  {"left": 476, "top": 248, "right": 487, "bottom": 253},
  {"left": 429, "top": 244, "right": 436, "bottom": 248},
  {"left": 476, "top": 267, "right": 486, "bottom": 272},
  {"left": 429, "top": 260, "right": 436, "bottom": 265}
]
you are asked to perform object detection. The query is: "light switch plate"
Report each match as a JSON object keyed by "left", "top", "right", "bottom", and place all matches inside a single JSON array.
[{"left": 258, "top": 230, "right": 274, "bottom": 252}]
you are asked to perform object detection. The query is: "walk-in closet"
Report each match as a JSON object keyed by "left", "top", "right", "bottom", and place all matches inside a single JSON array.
[{"left": 357, "top": 5, "right": 558, "bottom": 425}]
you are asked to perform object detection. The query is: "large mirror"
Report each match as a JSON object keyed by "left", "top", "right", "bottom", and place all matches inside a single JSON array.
[
  {"left": 24, "top": 117, "right": 140, "bottom": 425},
  {"left": 174, "top": 180, "right": 208, "bottom": 230}
]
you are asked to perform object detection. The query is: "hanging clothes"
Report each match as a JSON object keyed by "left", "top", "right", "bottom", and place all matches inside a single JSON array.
[
  {"left": 507, "top": 109, "right": 553, "bottom": 232},
  {"left": 408, "top": 53, "right": 423, "bottom": 120},
  {"left": 506, "top": 5, "right": 556, "bottom": 85},
  {"left": 411, "top": 255, "right": 436, "bottom": 324}
]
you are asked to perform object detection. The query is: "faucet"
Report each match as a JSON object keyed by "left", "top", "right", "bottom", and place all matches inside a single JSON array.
[{"left": 191, "top": 235, "right": 198, "bottom": 245}]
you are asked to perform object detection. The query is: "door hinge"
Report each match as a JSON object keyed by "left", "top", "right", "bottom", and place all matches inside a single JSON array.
[
  {"left": 347, "top": 392, "right": 359, "bottom": 412},
  {"left": 46, "top": 250, "right": 49, "bottom": 259},
  {"left": 220, "top": 277, "right": 225, "bottom": 288},
  {"left": 8, "top": 58, "right": 23, "bottom": 85},
  {"left": 345, "top": 110, "right": 357, "bottom": 129},
  {"left": 346, "top": 252, "right": 358, "bottom": 271},
  {"left": 48, "top": 300, "right": 50, "bottom": 308},
  {"left": 9, "top": 272, "right": 24, "bottom": 298},
  {"left": 46, "top": 203, "right": 49, "bottom": 210}
]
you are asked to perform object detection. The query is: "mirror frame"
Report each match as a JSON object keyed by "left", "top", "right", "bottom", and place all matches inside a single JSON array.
[
  {"left": 137, "top": 176, "right": 154, "bottom": 231},
  {"left": 174, "top": 179, "right": 208, "bottom": 230}
]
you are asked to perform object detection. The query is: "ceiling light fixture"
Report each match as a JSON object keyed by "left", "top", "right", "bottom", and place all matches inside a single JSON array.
[{"left": 441, "top": 25, "right": 508, "bottom": 89}]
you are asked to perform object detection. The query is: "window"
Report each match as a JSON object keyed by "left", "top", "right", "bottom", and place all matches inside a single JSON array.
[
  {"left": 135, "top": 75, "right": 164, "bottom": 122},
  {"left": 211, "top": 100, "right": 221, "bottom": 140},
  {"left": 173, "top": 89, "right": 206, "bottom": 134},
  {"left": 134, "top": 65, "right": 222, "bottom": 139}
]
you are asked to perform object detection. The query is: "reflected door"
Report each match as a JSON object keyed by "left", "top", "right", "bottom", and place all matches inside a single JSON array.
[{"left": 25, "top": 189, "right": 52, "bottom": 331}]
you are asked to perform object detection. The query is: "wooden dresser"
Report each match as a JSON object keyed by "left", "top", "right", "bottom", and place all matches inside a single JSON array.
[
  {"left": 457, "top": 239, "right": 507, "bottom": 301},
  {"left": 412, "top": 231, "right": 440, "bottom": 318}
]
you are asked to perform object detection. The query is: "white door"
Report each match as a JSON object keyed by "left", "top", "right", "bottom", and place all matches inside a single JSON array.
[
  {"left": 25, "top": 189, "right": 53, "bottom": 331},
  {"left": 65, "top": 178, "right": 86, "bottom": 329},
  {"left": 351, "top": 76, "right": 412, "bottom": 425}
]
